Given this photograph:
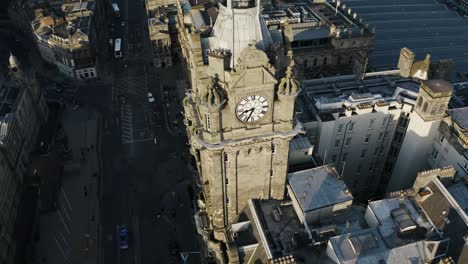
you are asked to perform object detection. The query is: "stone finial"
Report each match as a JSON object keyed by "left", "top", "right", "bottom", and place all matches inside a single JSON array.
[
  {"left": 425, "top": 54, "right": 431, "bottom": 62},
  {"left": 278, "top": 61, "right": 299, "bottom": 95},
  {"left": 200, "top": 76, "right": 224, "bottom": 106},
  {"left": 8, "top": 52, "right": 21, "bottom": 72}
]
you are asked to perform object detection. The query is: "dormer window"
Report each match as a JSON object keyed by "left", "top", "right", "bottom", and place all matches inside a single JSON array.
[{"left": 417, "top": 187, "right": 433, "bottom": 203}]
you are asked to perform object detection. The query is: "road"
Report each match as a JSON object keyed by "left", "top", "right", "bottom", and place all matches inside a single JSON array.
[{"left": 74, "top": 0, "right": 201, "bottom": 264}]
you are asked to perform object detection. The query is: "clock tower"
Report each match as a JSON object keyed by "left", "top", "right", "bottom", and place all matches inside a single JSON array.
[{"left": 182, "top": 0, "right": 301, "bottom": 234}]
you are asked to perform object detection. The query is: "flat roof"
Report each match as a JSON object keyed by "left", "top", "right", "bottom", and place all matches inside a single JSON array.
[
  {"left": 368, "top": 197, "right": 433, "bottom": 247},
  {"left": 328, "top": 228, "right": 387, "bottom": 262},
  {"left": 287, "top": 165, "right": 353, "bottom": 212},
  {"left": 343, "top": 0, "right": 468, "bottom": 78},
  {"left": 328, "top": 227, "right": 441, "bottom": 263},
  {"left": 292, "top": 27, "right": 330, "bottom": 41},
  {"left": 447, "top": 182, "right": 468, "bottom": 214},
  {"left": 251, "top": 199, "right": 330, "bottom": 263},
  {"left": 301, "top": 72, "right": 420, "bottom": 109}
]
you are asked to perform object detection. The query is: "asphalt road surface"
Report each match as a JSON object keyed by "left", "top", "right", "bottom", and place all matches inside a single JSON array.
[{"left": 75, "top": 0, "right": 200, "bottom": 263}]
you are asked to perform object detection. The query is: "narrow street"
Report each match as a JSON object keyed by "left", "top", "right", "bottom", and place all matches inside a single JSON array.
[
  {"left": 7, "top": 0, "right": 200, "bottom": 262},
  {"left": 78, "top": 0, "right": 201, "bottom": 263}
]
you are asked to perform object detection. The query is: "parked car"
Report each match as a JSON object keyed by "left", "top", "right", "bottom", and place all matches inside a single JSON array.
[
  {"left": 148, "top": 93, "right": 155, "bottom": 103},
  {"left": 119, "top": 226, "right": 129, "bottom": 249}
]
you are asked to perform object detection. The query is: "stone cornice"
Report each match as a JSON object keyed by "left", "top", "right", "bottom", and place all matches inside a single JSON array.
[{"left": 193, "top": 121, "right": 303, "bottom": 150}]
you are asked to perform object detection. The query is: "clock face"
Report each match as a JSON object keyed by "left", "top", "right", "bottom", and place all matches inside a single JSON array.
[{"left": 236, "top": 95, "right": 269, "bottom": 123}]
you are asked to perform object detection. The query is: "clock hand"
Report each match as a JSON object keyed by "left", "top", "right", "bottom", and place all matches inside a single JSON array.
[
  {"left": 246, "top": 108, "right": 255, "bottom": 121},
  {"left": 242, "top": 107, "right": 254, "bottom": 114}
]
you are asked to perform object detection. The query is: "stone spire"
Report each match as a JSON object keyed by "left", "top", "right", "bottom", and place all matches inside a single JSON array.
[
  {"left": 278, "top": 62, "right": 299, "bottom": 96},
  {"left": 200, "top": 76, "right": 225, "bottom": 106}
]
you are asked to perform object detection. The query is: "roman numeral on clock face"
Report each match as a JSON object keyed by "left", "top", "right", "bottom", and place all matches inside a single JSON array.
[{"left": 236, "top": 95, "right": 269, "bottom": 123}]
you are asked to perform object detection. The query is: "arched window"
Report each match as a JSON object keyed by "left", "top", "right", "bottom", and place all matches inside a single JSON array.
[
  {"left": 417, "top": 97, "right": 423, "bottom": 108},
  {"left": 423, "top": 102, "right": 429, "bottom": 113}
]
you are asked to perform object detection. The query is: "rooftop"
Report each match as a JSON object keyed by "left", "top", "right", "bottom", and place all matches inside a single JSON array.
[
  {"left": 247, "top": 199, "right": 334, "bottom": 263},
  {"left": 368, "top": 197, "right": 434, "bottom": 247},
  {"left": 287, "top": 165, "right": 353, "bottom": 213},
  {"left": 290, "top": 135, "right": 313, "bottom": 151},
  {"left": 32, "top": 0, "right": 94, "bottom": 41},
  {"left": 292, "top": 27, "right": 330, "bottom": 41},
  {"left": 447, "top": 107, "right": 468, "bottom": 130},
  {"left": 328, "top": 228, "right": 387, "bottom": 262},
  {"left": 447, "top": 182, "right": 468, "bottom": 214},
  {"left": 301, "top": 71, "right": 420, "bottom": 112},
  {"left": 451, "top": 82, "right": 468, "bottom": 107},
  {"left": 229, "top": 189, "right": 449, "bottom": 263},
  {"left": 422, "top": 79, "right": 454, "bottom": 95},
  {"left": 341, "top": 0, "right": 468, "bottom": 79},
  {"left": 62, "top": 1, "right": 95, "bottom": 14},
  {"left": 417, "top": 178, "right": 468, "bottom": 230},
  {"left": 327, "top": 226, "right": 447, "bottom": 264}
]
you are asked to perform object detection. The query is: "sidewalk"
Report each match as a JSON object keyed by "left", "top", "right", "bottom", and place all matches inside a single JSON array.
[
  {"left": 33, "top": 108, "right": 100, "bottom": 264},
  {"left": 151, "top": 65, "right": 187, "bottom": 137}
]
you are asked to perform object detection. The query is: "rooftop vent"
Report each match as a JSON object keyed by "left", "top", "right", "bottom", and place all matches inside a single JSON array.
[
  {"left": 390, "top": 206, "right": 417, "bottom": 233},
  {"left": 349, "top": 232, "right": 378, "bottom": 254}
]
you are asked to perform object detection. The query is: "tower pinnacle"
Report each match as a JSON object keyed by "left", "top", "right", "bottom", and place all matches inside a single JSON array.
[{"left": 8, "top": 52, "right": 21, "bottom": 73}]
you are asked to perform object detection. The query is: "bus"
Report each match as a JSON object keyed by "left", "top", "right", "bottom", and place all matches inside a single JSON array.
[
  {"left": 112, "top": 3, "right": 120, "bottom": 17},
  {"left": 114, "top": 38, "right": 122, "bottom": 58}
]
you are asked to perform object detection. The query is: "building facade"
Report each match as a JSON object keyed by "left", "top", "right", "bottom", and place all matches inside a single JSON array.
[
  {"left": 146, "top": 2, "right": 176, "bottom": 68},
  {"left": 30, "top": 0, "right": 97, "bottom": 80},
  {"left": 427, "top": 107, "right": 468, "bottom": 177},
  {"left": 263, "top": 0, "right": 374, "bottom": 79},
  {"left": 411, "top": 168, "right": 468, "bottom": 264},
  {"left": 222, "top": 165, "right": 451, "bottom": 263},
  {"left": 181, "top": 0, "right": 301, "bottom": 261},
  {"left": 298, "top": 47, "right": 455, "bottom": 201},
  {"left": 388, "top": 79, "right": 454, "bottom": 191},
  {"left": 0, "top": 54, "right": 48, "bottom": 264}
]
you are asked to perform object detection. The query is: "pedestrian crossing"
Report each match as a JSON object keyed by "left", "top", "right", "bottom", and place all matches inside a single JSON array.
[
  {"left": 120, "top": 104, "right": 133, "bottom": 144},
  {"left": 126, "top": 63, "right": 147, "bottom": 99}
]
